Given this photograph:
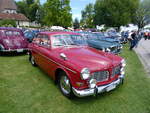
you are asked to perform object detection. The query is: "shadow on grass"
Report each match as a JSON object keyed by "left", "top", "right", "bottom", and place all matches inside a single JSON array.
[
  {"left": 34, "top": 65, "right": 123, "bottom": 104},
  {"left": 0, "top": 52, "right": 28, "bottom": 57},
  {"left": 68, "top": 84, "right": 124, "bottom": 105}
]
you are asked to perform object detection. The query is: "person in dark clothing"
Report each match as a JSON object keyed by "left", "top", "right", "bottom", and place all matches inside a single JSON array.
[
  {"left": 144, "top": 32, "right": 148, "bottom": 40},
  {"left": 130, "top": 31, "right": 137, "bottom": 50}
]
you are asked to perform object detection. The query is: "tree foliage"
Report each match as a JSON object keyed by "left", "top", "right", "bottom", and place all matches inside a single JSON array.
[
  {"left": 140, "top": 0, "right": 150, "bottom": 23},
  {"left": 80, "top": 3, "right": 94, "bottom": 28},
  {"left": 73, "top": 18, "right": 80, "bottom": 29},
  {"left": 94, "top": 0, "right": 139, "bottom": 28},
  {"left": 135, "top": 6, "right": 147, "bottom": 29},
  {"left": 133, "top": 0, "right": 150, "bottom": 29},
  {"left": 16, "top": 0, "right": 72, "bottom": 27},
  {"left": 42, "top": 0, "right": 72, "bottom": 27},
  {"left": 16, "top": 0, "right": 40, "bottom": 22}
]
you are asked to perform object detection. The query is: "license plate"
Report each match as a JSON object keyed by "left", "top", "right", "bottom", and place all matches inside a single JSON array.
[
  {"left": 106, "top": 84, "right": 116, "bottom": 92},
  {"left": 17, "top": 49, "right": 23, "bottom": 52}
]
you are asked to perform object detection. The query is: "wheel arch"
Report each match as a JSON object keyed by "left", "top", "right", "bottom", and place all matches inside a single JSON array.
[{"left": 55, "top": 68, "right": 72, "bottom": 84}]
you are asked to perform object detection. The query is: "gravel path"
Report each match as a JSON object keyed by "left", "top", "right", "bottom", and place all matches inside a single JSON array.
[{"left": 134, "top": 39, "right": 150, "bottom": 76}]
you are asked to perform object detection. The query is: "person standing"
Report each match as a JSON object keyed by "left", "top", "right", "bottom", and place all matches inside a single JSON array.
[{"left": 129, "top": 31, "right": 137, "bottom": 50}]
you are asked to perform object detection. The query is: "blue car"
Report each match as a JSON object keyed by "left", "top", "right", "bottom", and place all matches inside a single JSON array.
[
  {"left": 74, "top": 31, "right": 122, "bottom": 54},
  {"left": 24, "top": 30, "right": 39, "bottom": 43}
]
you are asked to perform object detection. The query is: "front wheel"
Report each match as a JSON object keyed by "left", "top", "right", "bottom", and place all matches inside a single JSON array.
[
  {"left": 29, "top": 53, "right": 37, "bottom": 66},
  {"left": 58, "top": 72, "right": 74, "bottom": 98}
]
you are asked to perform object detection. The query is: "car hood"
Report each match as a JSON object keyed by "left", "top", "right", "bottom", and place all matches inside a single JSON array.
[
  {"left": 102, "top": 38, "right": 119, "bottom": 42},
  {"left": 54, "top": 46, "right": 122, "bottom": 72},
  {"left": 87, "top": 39, "right": 118, "bottom": 49}
]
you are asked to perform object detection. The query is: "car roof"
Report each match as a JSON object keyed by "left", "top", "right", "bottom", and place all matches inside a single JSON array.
[
  {"left": 0, "top": 27, "right": 22, "bottom": 31},
  {"left": 39, "top": 31, "right": 81, "bottom": 36}
]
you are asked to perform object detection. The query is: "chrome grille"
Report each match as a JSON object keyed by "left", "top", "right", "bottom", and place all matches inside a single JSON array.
[
  {"left": 91, "top": 71, "right": 109, "bottom": 82},
  {"left": 112, "top": 65, "right": 121, "bottom": 78}
]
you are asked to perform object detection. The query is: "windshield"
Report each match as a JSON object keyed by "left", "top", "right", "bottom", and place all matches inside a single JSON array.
[{"left": 52, "top": 34, "right": 87, "bottom": 47}]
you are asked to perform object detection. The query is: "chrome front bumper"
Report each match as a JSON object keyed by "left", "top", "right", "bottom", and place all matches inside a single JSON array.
[{"left": 72, "top": 75, "right": 124, "bottom": 97}]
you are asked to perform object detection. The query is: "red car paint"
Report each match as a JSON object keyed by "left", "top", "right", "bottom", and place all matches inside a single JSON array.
[
  {"left": 0, "top": 27, "right": 28, "bottom": 52},
  {"left": 29, "top": 32, "right": 124, "bottom": 91}
]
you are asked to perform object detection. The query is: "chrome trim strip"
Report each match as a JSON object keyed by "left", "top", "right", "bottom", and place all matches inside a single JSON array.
[{"left": 32, "top": 49, "right": 77, "bottom": 74}]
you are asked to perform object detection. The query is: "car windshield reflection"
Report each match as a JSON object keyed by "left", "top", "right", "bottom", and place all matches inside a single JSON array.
[{"left": 52, "top": 34, "right": 88, "bottom": 47}]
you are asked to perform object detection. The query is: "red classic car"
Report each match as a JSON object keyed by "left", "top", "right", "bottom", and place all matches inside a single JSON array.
[
  {"left": 28, "top": 31, "right": 126, "bottom": 98},
  {"left": 0, "top": 27, "right": 28, "bottom": 53}
]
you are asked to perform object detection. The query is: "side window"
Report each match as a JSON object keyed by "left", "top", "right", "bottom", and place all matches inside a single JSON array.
[
  {"left": 51, "top": 35, "right": 65, "bottom": 47},
  {"left": 32, "top": 34, "right": 42, "bottom": 44},
  {"left": 40, "top": 35, "right": 50, "bottom": 46}
]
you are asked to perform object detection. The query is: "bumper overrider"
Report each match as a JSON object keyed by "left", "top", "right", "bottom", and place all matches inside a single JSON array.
[{"left": 72, "top": 74, "right": 124, "bottom": 97}]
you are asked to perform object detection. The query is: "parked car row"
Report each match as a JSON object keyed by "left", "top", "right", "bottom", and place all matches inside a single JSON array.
[
  {"left": 0, "top": 27, "right": 126, "bottom": 98},
  {"left": 75, "top": 31, "right": 123, "bottom": 54}
]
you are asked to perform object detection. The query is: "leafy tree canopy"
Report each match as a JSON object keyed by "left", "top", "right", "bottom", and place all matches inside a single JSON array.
[
  {"left": 80, "top": 3, "right": 95, "bottom": 28},
  {"left": 42, "top": 0, "right": 72, "bottom": 27},
  {"left": 16, "top": 0, "right": 40, "bottom": 22},
  {"left": 94, "top": 0, "right": 139, "bottom": 28},
  {"left": 73, "top": 18, "right": 80, "bottom": 29}
]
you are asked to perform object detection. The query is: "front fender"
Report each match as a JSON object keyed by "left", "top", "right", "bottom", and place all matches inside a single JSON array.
[{"left": 55, "top": 66, "right": 86, "bottom": 89}]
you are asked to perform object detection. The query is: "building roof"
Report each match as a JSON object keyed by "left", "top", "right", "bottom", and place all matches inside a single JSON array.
[
  {"left": 0, "top": 0, "right": 17, "bottom": 12},
  {"left": 0, "top": 13, "right": 29, "bottom": 21}
]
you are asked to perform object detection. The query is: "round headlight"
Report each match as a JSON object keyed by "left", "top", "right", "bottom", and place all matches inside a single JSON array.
[
  {"left": 89, "top": 79, "right": 97, "bottom": 88},
  {"left": 81, "top": 68, "right": 90, "bottom": 80},
  {"left": 121, "top": 59, "right": 126, "bottom": 67}
]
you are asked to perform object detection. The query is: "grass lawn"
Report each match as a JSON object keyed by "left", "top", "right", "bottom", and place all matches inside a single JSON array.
[{"left": 0, "top": 45, "right": 150, "bottom": 113}]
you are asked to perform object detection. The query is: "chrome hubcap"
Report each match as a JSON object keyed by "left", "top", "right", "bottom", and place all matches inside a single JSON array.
[
  {"left": 31, "top": 56, "right": 35, "bottom": 65},
  {"left": 60, "top": 75, "right": 71, "bottom": 94}
]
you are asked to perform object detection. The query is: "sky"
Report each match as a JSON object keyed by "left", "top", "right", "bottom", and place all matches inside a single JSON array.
[{"left": 15, "top": 0, "right": 96, "bottom": 20}]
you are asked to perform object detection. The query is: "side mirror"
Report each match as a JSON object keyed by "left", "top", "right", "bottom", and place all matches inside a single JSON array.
[{"left": 60, "top": 53, "right": 67, "bottom": 60}]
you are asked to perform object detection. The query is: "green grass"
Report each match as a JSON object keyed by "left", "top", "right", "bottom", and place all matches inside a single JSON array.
[{"left": 0, "top": 45, "right": 150, "bottom": 113}]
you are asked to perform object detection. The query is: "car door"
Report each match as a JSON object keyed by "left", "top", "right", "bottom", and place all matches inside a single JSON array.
[{"left": 35, "top": 34, "right": 58, "bottom": 79}]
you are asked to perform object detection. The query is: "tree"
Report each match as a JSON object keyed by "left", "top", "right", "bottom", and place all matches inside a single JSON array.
[
  {"left": 16, "top": 0, "right": 40, "bottom": 22},
  {"left": 42, "top": 0, "right": 72, "bottom": 27},
  {"left": 73, "top": 18, "right": 80, "bottom": 29},
  {"left": 59, "top": 0, "right": 72, "bottom": 27},
  {"left": 80, "top": 3, "right": 95, "bottom": 28},
  {"left": 94, "top": 0, "right": 139, "bottom": 28},
  {"left": 135, "top": 7, "right": 147, "bottom": 29},
  {"left": 140, "top": 0, "right": 150, "bottom": 23},
  {"left": 133, "top": 0, "right": 150, "bottom": 29},
  {"left": 16, "top": 1, "right": 28, "bottom": 16}
]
